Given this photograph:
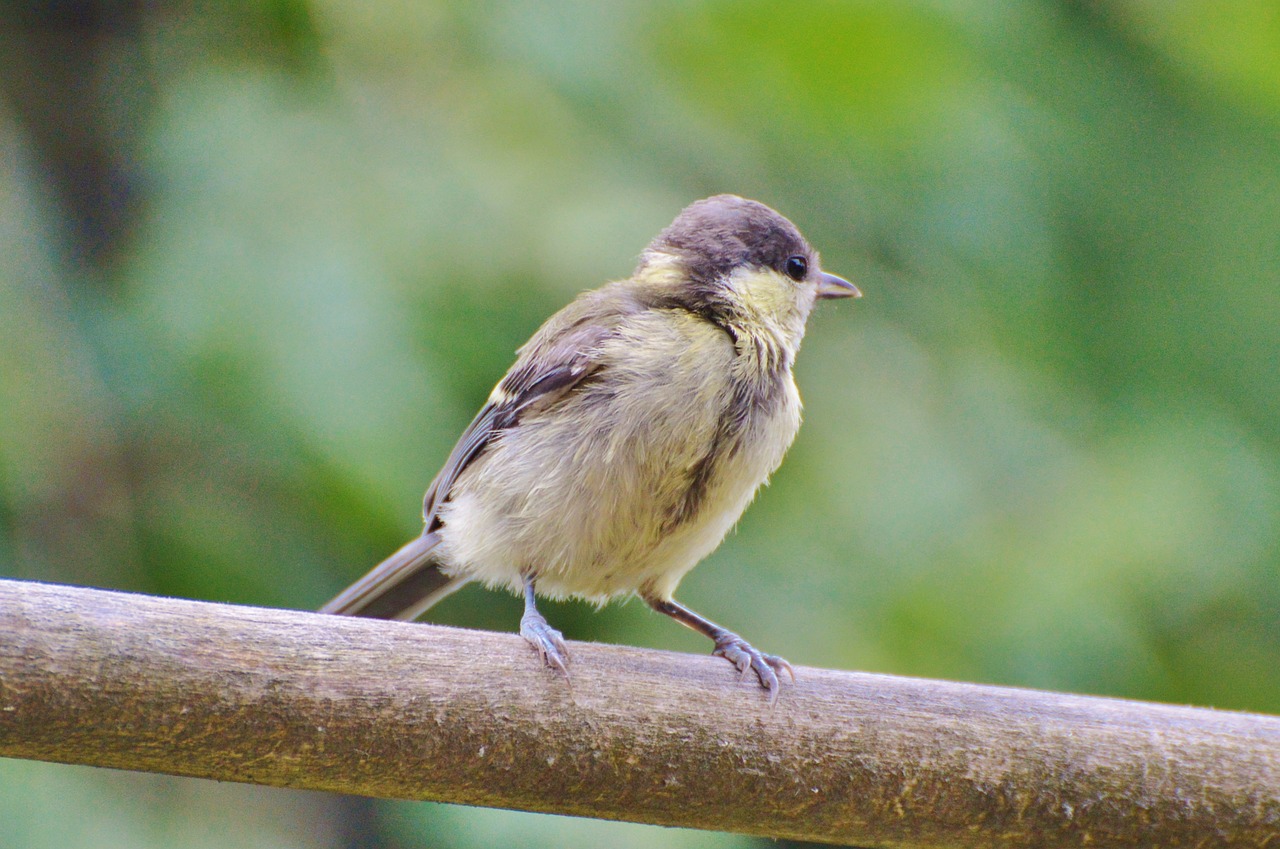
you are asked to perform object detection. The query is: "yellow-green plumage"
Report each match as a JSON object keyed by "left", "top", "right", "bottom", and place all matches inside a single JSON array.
[
  {"left": 438, "top": 268, "right": 803, "bottom": 603},
  {"left": 321, "top": 194, "right": 858, "bottom": 696}
]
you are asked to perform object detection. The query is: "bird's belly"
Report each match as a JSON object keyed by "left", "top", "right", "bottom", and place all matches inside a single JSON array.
[
  {"left": 433, "top": 312, "right": 802, "bottom": 603},
  {"left": 435, "top": 370, "right": 801, "bottom": 603}
]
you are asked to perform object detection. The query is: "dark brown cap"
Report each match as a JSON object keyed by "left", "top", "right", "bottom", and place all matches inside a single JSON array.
[{"left": 643, "top": 195, "right": 813, "bottom": 286}]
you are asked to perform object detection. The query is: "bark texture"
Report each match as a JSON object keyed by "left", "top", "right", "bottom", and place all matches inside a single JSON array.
[{"left": 0, "top": 578, "right": 1277, "bottom": 847}]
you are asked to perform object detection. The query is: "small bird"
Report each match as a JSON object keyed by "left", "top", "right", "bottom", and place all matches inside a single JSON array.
[{"left": 321, "top": 195, "right": 858, "bottom": 697}]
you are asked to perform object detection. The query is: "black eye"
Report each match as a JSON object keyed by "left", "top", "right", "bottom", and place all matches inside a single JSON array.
[{"left": 784, "top": 255, "right": 808, "bottom": 281}]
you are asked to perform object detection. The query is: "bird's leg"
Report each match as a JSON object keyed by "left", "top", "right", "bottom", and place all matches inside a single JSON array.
[
  {"left": 519, "top": 575, "right": 569, "bottom": 674},
  {"left": 645, "top": 596, "right": 793, "bottom": 700}
]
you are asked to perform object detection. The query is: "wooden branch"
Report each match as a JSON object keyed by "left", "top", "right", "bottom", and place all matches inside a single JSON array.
[{"left": 0, "top": 579, "right": 1277, "bottom": 847}]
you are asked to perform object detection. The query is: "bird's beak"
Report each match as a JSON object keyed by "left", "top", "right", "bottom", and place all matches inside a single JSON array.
[{"left": 817, "top": 272, "right": 861, "bottom": 299}]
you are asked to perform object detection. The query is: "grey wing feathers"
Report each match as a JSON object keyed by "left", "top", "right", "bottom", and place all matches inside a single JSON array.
[
  {"left": 423, "top": 311, "right": 621, "bottom": 528},
  {"left": 420, "top": 359, "right": 600, "bottom": 530},
  {"left": 422, "top": 403, "right": 502, "bottom": 530},
  {"left": 321, "top": 285, "right": 640, "bottom": 622}
]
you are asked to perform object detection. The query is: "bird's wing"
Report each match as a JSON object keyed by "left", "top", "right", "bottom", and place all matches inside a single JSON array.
[
  {"left": 422, "top": 301, "right": 628, "bottom": 530},
  {"left": 323, "top": 299, "right": 630, "bottom": 620}
]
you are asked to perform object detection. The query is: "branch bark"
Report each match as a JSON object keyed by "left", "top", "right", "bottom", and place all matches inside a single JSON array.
[{"left": 0, "top": 578, "right": 1276, "bottom": 847}]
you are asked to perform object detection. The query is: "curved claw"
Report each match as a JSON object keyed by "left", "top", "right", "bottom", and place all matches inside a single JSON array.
[
  {"left": 712, "top": 633, "right": 793, "bottom": 702},
  {"left": 520, "top": 613, "right": 570, "bottom": 675}
]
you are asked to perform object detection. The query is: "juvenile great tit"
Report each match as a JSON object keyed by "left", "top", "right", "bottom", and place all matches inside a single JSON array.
[{"left": 321, "top": 194, "right": 859, "bottom": 698}]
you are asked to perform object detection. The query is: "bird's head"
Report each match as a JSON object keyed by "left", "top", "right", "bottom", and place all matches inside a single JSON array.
[{"left": 636, "top": 195, "right": 858, "bottom": 348}]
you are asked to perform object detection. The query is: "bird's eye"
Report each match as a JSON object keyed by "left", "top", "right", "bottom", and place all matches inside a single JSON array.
[{"left": 784, "top": 255, "right": 808, "bottom": 281}]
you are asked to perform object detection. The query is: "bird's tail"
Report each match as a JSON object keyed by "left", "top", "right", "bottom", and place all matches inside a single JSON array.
[{"left": 320, "top": 532, "right": 466, "bottom": 621}]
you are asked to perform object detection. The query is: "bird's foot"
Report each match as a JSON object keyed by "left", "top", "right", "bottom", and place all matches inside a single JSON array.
[
  {"left": 520, "top": 610, "right": 570, "bottom": 674},
  {"left": 712, "top": 632, "right": 794, "bottom": 701}
]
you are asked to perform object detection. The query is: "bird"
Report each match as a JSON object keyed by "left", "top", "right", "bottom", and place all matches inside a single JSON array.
[{"left": 320, "top": 194, "right": 859, "bottom": 698}]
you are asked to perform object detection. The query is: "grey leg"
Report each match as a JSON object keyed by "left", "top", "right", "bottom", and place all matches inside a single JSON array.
[
  {"left": 519, "top": 575, "right": 569, "bottom": 674},
  {"left": 646, "top": 596, "right": 793, "bottom": 701}
]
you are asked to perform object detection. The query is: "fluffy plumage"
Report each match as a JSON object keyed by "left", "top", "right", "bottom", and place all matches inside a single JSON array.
[{"left": 321, "top": 195, "right": 858, "bottom": 697}]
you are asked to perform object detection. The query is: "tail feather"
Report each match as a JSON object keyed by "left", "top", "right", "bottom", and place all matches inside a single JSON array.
[{"left": 320, "top": 532, "right": 466, "bottom": 621}]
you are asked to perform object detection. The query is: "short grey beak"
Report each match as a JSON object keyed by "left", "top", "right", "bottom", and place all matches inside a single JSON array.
[{"left": 817, "top": 272, "right": 861, "bottom": 299}]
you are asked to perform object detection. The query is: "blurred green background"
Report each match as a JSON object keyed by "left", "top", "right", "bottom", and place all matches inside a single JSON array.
[{"left": 2, "top": 1, "right": 1278, "bottom": 847}]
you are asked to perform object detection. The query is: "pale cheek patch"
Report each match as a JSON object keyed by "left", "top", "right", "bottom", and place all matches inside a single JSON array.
[
  {"left": 733, "top": 267, "right": 790, "bottom": 309},
  {"left": 723, "top": 266, "right": 814, "bottom": 350}
]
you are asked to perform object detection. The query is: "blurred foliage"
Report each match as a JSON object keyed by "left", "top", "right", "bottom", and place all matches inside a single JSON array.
[{"left": 2, "top": 1, "right": 1279, "bottom": 847}]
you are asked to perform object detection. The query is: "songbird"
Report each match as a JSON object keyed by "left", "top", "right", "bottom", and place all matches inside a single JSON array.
[{"left": 321, "top": 194, "right": 859, "bottom": 697}]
